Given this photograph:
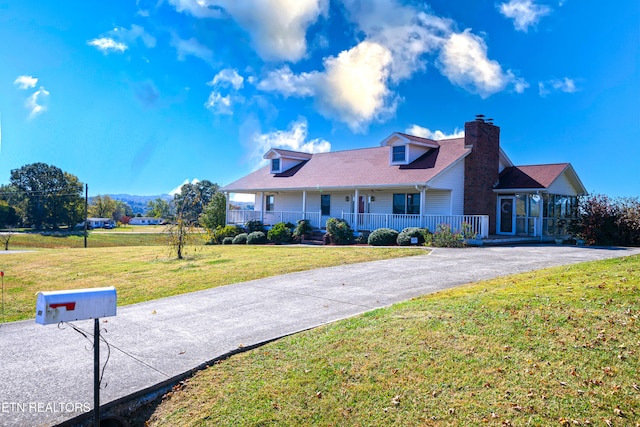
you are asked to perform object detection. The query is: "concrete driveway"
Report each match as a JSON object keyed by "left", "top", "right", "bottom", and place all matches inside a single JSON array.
[{"left": 0, "top": 245, "right": 638, "bottom": 427}]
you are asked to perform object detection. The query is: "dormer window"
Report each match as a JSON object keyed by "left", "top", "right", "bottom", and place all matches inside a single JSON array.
[
  {"left": 271, "top": 158, "right": 281, "bottom": 173},
  {"left": 392, "top": 145, "right": 406, "bottom": 163}
]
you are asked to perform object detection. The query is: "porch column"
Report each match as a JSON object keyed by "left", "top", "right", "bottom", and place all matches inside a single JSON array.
[
  {"left": 224, "top": 192, "right": 230, "bottom": 225},
  {"left": 302, "top": 190, "right": 307, "bottom": 219},
  {"left": 420, "top": 186, "right": 426, "bottom": 228},
  {"left": 354, "top": 189, "right": 359, "bottom": 232},
  {"left": 259, "top": 191, "right": 264, "bottom": 223}
]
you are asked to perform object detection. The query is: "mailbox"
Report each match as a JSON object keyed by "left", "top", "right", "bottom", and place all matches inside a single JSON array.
[{"left": 36, "top": 287, "right": 117, "bottom": 325}]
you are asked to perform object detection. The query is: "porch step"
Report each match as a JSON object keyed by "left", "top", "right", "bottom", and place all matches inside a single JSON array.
[{"left": 301, "top": 230, "right": 326, "bottom": 245}]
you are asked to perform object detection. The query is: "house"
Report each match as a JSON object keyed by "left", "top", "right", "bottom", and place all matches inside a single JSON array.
[
  {"left": 221, "top": 116, "right": 587, "bottom": 240},
  {"left": 83, "top": 218, "right": 116, "bottom": 229},
  {"left": 129, "top": 217, "right": 164, "bottom": 226}
]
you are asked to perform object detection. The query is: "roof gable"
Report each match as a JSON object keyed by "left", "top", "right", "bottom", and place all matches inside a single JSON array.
[{"left": 496, "top": 163, "right": 587, "bottom": 195}]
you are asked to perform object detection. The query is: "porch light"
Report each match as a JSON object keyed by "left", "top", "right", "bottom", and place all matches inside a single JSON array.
[
  {"left": 345, "top": 196, "right": 350, "bottom": 202},
  {"left": 370, "top": 196, "right": 375, "bottom": 202}
]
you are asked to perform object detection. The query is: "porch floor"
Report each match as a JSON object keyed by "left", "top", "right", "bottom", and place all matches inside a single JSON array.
[{"left": 482, "top": 235, "right": 553, "bottom": 246}]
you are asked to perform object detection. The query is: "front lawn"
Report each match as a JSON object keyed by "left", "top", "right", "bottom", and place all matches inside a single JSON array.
[{"left": 145, "top": 254, "right": 640, "bottom": 426}]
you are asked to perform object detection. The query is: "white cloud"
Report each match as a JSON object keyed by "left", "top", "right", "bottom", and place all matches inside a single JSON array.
[
  {"left": 88, "top": 37, "right": 128, "bottom": 53},
  {"left": 437, "top": 30, "right": 526, "bottom": 98},
  {"left": 14, "top": 75, "right": 38, "bottom": 89},
  {"left": 110, "top": 24, "right": 156, "bottom": 48},
  {"left": 205, "top": 92, "right": 233, "bottom": 115},
  {"left": 249, "top": 117, "right": 330, "bottom": 167},
  {"left": 498, "top": 0, "right": 551, "bottom": 32},
  {"left": 171, "top": 36, "right": 214, "bottom": 63},
  {"left": 170, "top": 178, "right": 200, "bottom": 196},
  {"left": 538, "top": 77, "right": 578, "bottom": 97},
  {"left": 209, "top": 69, "right": 244, "bottom": 89},
  {"left": 405, "top": 125, "right": 464, "bottom": 140},
  {"left": 168, "top": 0, "right": 327, "bottom": 62},
  {"left": 26, "top": 87, "right": 50, "bottom": 118},
  {"left": 258, "top": 41, "right": 396, "bottom": 133}
]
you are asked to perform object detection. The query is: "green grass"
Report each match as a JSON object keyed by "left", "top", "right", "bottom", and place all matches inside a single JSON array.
[
  {"left": 0, "top": 245, "right": 426, "bottom": 322},
  {"left": 146, "top": 255, "right": 640, "bottom": 427},
  {"left": 6, "top": 231, "right": 172, "bottom": 248}
]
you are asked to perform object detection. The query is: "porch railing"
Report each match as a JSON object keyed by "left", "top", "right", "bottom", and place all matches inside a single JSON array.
[
  {"left": 227, "top": 210, "right": 488, "bottom": 238},
  {"left": 227, "top": 210, "right": 323, "bottom": 229},
  {"left": 341, "top": 213, "right": 489, "bottom": 238}
]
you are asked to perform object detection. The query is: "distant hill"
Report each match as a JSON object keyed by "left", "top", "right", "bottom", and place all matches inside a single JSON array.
[{"left": 106, "top": 194, "right": 172, "bottom": 215}]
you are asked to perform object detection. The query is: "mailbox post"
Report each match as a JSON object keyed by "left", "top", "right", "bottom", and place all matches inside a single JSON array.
[{"left": 36, "top": 287, "right": 117, "bottom": 427}]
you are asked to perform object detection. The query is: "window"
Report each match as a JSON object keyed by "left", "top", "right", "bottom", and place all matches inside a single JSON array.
[
  {"left": 321, "top": 194, "right": 331, "bottom": 216},
  {"left": 271, "top": 158, "right": 280, "bottom": 172},
  {"left": 393, "top": 193, "right": 420, "bottom": 214},
  {"left": 265, "top": 195, "right": 274, "bottom": 211},
  {"left": 392, "top": 145, "right": 406, "bottom": 163}
]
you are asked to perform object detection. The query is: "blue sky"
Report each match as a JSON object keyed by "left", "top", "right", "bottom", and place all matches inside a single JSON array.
[{"left": 0, "top": 0, "right": 638, "bottom": 199}]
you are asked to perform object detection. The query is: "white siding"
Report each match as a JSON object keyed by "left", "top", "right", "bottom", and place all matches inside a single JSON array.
[
  {"left": 424, "top": 190, "right": 451, "bottom": 215},
  {"left": 427, "top": 160, "right": 465, "bottom": 214},
  {"left": 273, "top": 193, "right": 302, "bottom": 211},
  {"left": 547, "top": 172, "right": 579, "bottom": 196}
]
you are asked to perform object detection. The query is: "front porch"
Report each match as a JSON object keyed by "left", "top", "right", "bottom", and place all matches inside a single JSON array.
[{"left": 226, "top": 209, "right": 490, "bottom": 238}]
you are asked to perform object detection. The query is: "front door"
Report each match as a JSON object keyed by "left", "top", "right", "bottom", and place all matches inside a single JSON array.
[{"left": 498, "top": 196, "right": 516, "bottom": 235}]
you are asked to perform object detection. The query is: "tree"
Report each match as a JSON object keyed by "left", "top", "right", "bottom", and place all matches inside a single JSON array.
[
  {"left": 89, "top": 195, "right": 117, "bottom": 219},
  {"left": 146, "top": 198, "right": 173, "bottom": 219},
  {"left": 173, "top": 180, "right": 219, "bottom": 225},
  {"left": 113, "top": 201, "right": 133, "bottom": 222},
  {"left": 0, "top": 201, "right": 19, "bottom": 228},
  {"left": 199, "top": 192, "right": 227, "bottom": 239},
  {"left": 9, "top": 163, "right": 84, "bottom": 229}
]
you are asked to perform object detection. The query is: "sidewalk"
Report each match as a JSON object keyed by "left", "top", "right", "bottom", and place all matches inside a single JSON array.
[{"left": 1, "top": 245, "right": 638, "bottom": 427}]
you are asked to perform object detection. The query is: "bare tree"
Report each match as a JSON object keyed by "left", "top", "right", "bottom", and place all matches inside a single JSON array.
[{"left": 0, "top": 229, "right": 15, "bottom": 251}]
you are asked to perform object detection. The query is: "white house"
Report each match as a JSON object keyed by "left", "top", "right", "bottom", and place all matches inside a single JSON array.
[
  {"left": 129, "top": 217, "right": 164, "bottom": 226},
  {"left": 221, "top": 116, "right": 587, "bottom": 240}
]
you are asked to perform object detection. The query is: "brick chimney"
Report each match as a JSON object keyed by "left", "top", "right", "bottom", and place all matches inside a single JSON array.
[{"left": 463, "top": 115, "right": 500, "bottom": 235}]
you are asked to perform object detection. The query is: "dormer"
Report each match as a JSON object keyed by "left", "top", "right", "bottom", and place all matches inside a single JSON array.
[
  {"left": 264, "top": 148, "right": 313, "bottom": 174},
  {"left": 381, "top": 132, "right": 440, "bottom": 166}
]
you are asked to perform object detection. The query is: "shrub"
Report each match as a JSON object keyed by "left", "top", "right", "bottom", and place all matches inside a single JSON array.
[
  {"left": 245, "top": 220, "right": 266, "bottom": 233},
  {"left": 325, "top": 218, "right": 354, "bottom": 245},
  {"left": 570, "top": 194, "right": 640, "bottom": 246},
  {"left": 232, "top": 233, "right": 248, "bottom": 244},
  {"left": 214, "top": 225, "right": 243, "bottom": 244},
  {"left": 368, "top": 228, "right": 399, "bottom": 246},
  {"left": 267, "top": 222, "right": 293, "bottom": 244},
  {"left": 247, "top": 231, "right": 268, "bottom": 245},
  {"left": 355, "top": 231, "right": 370, "bottom": 245},
  {"left": 222, "top": 237, "right": 234, "bottom": 245},
  {"left": 292, "top": 219, "right": 313, "bottom": 238},
  {"left": 396, "top": 227, "right": 427, "bottom": 246},
  {"left": 432, "top": 224, "right": 464, "bottom": 248}
]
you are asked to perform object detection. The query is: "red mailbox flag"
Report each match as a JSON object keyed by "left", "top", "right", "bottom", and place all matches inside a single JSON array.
[{"left": 0, "top": 271, "right": 4, "bottom": 277}]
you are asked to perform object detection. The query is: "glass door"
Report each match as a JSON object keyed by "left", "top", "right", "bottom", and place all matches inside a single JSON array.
[{"left": 498, "top": 196, "right": 516, "bottom": 235}]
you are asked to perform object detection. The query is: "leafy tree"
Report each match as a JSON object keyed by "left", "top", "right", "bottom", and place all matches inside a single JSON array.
[
  {"left": 9, "top": 163, "right": 84, "bottom": 229},
  {"left": 199, "top": 192, "right": 227, "bottom": 240},
  {"left": 146, "top": 198, "right": 173, "bottom": 219},
  {"left": 0, "top": 201, "right": 19, "bottom": 228},
  {"left": 89, "top": 195, "right": 117, "bottom": 218},
  {"left": 113, "top": 201, "right": 133, "bottom": 222},
  {"left": 173, "top": 180, "right": 219, "bottom": 225}
]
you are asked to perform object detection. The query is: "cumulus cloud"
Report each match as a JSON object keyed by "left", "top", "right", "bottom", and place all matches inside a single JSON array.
[
  {"left": 205, "top": 69, "right": 245, "bottom": 115},
  {"left": 538, "top": 77, "right": 578, "bottom": 97},
  {"left": 258, "top": 41, "right": 396, "bottom": 132},
  {"left": 14, "top": 75, "right": 38, "bottom": 89},
  {"left": 437, "top": 30, "right": 527, "bottom": 98},
  {"left": 88, "top": 37, "right": 128, "bottom": 53},
  {"left": 209, "top": 68, "right": 244, "bottom": 89},
  {"left": 405, "top": 125, "right": 464, "bottom": 140},
  {"left": 171, "top": 36, "right": 214, "bottom": 63},
  {"left": 168, "top": 0, "right": 327, "bottom": 62},
  {"left": 248, "top": 117, "right": 331, "bottom": 167},
  {"left": 26, "top": 87, "right": 50, "bottom": 118},
  {"left": 498, "top": 0, "right": 551, "bottom": 32},
  {"left": 110, "top": 24, "right": 157, "bottom": 48}
]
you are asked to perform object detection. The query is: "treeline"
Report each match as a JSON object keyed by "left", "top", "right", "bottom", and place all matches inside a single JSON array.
[{"left": 0, "top": 163, "right": 227, "bottom": 232}]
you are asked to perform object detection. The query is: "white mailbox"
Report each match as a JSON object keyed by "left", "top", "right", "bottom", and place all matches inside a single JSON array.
[{"left": 35, "top": 287, "right": 117, "bottom": 325}]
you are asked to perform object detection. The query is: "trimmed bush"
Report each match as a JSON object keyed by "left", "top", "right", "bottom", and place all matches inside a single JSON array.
[
  {"left": 368, "top": 228, "right": 399, "bottom": 246},
  {"left": 222, "top": 237, "right": 234, "bottom": 245},
  {"left": 267, "top": 222, "right": 293, "bottom": 244},
  {"left": 232, "top": 233, "right": 248, "bottom": 244},
  {"left": 293, "top": 219, "right": 313, "bottom": 239},
  {"left": 245, "top": 220, "right": 266, "bottom": 233},
  {"left": 214, "top": 225, "right": 243, "bottom": 244},
  {"left": 325, "top": 218, "right": 354, "bottom": 245},
  {"left": 247, "top": 231, "right": 268, "bottom": 245},
  {"left": 355, "top": 231, "right": 370, "bottom": 245},
  {"left": 397, "top": 227, "right": 427, "bottom": 246}
]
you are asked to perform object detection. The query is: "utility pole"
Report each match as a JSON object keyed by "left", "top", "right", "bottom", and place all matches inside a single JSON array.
[{"left": 84, "top": 184, "right": 88, "bottom": 248}]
